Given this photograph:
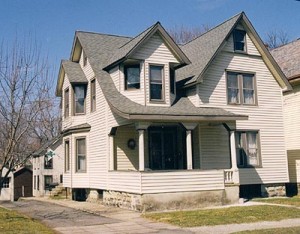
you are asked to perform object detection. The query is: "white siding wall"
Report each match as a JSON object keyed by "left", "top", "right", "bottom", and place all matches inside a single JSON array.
[
  {"left": 191, "top": 32, "right": 288, "bottom": 185},
  {"left": 283, "top": 85, "right": 300, "bottom": 183}
]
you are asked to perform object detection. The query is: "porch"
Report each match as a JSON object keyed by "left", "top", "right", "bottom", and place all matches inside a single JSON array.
[{"left": 108, "top": 122, "right": 240, "bottom": 191}]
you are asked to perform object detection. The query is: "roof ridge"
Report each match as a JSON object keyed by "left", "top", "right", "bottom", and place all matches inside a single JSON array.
[
  {"left": 118, "top": 21, "right": 160, "bottom": 49},
  {"left": 271, "top": 37, "right": 300, "bottom": 51},
  {"left": 76, "top": 30, "right": 133, "bottom": 39},
  {"left": 182, "top": 11, "right": 244, "bottom": 46}
]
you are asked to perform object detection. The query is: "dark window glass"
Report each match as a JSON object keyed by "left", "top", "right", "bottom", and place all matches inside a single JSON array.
[
  {"left": 44, "top": 175, "right": 53, "bottom": 190},
  {"left": 91, "top": 79, "right": 96, "bottom": 112},
  {"left": 64, "top": 88, "right": 69, "bottom": 118},
  {"left": 233, "top": 30, "right": 246, "bottom": 51},
  {"left": 125, "top": 65, "right": 140, "bottom": 89},
  {"left": 1, "top": 178, "right": 9, "bottom": 188},
  {"left": 74, "top": 85, "right": 86, "bottom": 114},
  {"left": 170, "top": 68, "right": 175, "bottom": 94},
  {"left": 44, "top": 153, "right": 53, "bottom": 169},
  {"left": 65, "top": 141, "right": 70, "bottom": 172},
  {"left": 150, "top": 65, "right": 163, "bottom": 100}
]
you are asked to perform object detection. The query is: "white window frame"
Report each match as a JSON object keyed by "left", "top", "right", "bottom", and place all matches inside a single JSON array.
[{"left": 76, "top": 137, "right": 87, "bottom": 173}]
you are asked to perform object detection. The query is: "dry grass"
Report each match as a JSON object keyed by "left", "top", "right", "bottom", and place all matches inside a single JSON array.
[
  {"left": 0, "top": 207, "right": 55, "bottom": 234},
  {"left": 254, "top": 196, "right": 300, "bottom": 207},
  {"left": 234, "top": 226, "right": 300, "bottom": 234},
  {"left": 143, "top": 205, "right": 300, "bottom": 227}
]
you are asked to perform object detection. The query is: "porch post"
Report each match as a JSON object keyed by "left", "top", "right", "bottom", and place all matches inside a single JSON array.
[
  {"left": 138, "top": 129, "right": 145, "bottom": 171},
  {"left": 186, "top": 130, "right": 193, "bottom": 170},
  {"left": 230, "top": 131, "right": 239, "bottom": 184},
  {"left": 182, "top": 123, "right": 198, "bottom": 170},
  {"left": 109, "top": 135, "right": 114, "bottom": 171}
]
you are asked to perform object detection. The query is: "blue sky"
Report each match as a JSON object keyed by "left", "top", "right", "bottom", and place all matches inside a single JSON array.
[{"left": 1, "top": 0, "right": 299, "bottom": 72}]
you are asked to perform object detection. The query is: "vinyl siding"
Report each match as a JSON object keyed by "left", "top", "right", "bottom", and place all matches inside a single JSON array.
[
  {"left": 191, "top": 36, "right": 288, "bottom": 184},
  {"left": 115, "top": 125, "right": 139, "bottom": 171}
]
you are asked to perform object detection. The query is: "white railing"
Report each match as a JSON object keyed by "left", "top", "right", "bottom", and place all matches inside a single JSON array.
[
  {"left": 224, "top": 169, "right": 239, "bottom": 184},
  {"left": 224, "top": 170, "right": 234, "bottom": 183}
]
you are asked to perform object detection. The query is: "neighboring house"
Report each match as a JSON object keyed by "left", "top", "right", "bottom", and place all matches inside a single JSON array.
[
  {"left": 271, "top": 39, "right": 300, "bottom": 195},
  {"left": 56, "top": 12, "right": 291, "bottom": 211},
  {"left": 0, "top": 167, "right": 33, "bottom": 201},
  {"left": 32, "top": 136, "right": 64, "bottom": 197}
]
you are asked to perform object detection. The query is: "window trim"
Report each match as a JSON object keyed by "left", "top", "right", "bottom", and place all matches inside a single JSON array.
[
  {"left": 64, "top": 140, "right": 70, "bottom": 172},
  {"left": 64, "top": 88, "right": 70, "bottom": 118},
  {"left": 226, "top": 71, "right": 257, "bottom": 106},
  {"left": 235, "top": 130, "right": 262, "bottom": 168},
  {"left": 90, "top": 78, "right": 96, "bottom": 112},
  {"left": 73, "top": 84, "right": 87, "bottom": 115},
  {"left": 1, "top": 178, "right": 9, "bottom": 188},
  {"left": 75, "top": 137, "right": 87, "bottom": 173},
  {"left": 233, "top": 29, "right": 247, "bottom": 53},
  {"left": 149, "top": 64, "right": 165, "bottom": 103},
  {"left": 124, "top": 64, "right": 141, "bottom": 90}
]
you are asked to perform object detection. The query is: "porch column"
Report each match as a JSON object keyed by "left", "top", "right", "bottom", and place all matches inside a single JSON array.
[
  {"left": 182, "top": 123, "right": 198, "bottom": 170},
  {"left": 135, "top": 122, "right": 150, "bottom": 172},
  {"left": 230, "top": 131, "right": 239, "bottom": 184},
  {"left": 109, "top": 135, "right": 114, "bottom": 171},
  {"left": 138, "top": 129, "right": 145, "bottom": 171}
]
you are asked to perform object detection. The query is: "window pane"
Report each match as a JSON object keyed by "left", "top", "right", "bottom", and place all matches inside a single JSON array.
[
  {"left": 64, "top": 89, "right": 69, "bottom": 118},
  {"left": 228, "top": 88, "right": 239, "bottom": 104},
  {"left": 150, "top": 66, "right": 162, "bottom": 83},
  {"left": 77, "top": 139, "right": 85, "bottom": 155},
  {"left": 247, "top": 132, "right": 258, "bottom": 166},
  {"left": 228, "top": 73, "right": 238, "bottom": 88},
  {"left": 243, "top": 74, "right": 254, "bottom": 104},
  {"left": 234, "top": 30, "right": 246, "bottom": 51},
  {"left": 126, "top": 66, "right": 140, "bottom": 89},
  {"left": 170, "top": 68, "right": 175, "bottom": 94},
  {"left": 150, "top": 84, "right": 162, "bottom": 100},
  {"left": 78, "top": 156, "right": 86, "bottom": 171},
  {"left": 243, "top": 90, "right": 254, "bottom": 104},
  {"left": 65, "top": 141, "right": 70, "bottom": 171}
]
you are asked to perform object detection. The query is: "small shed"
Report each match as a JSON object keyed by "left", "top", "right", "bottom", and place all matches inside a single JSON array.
[{"left": 14, "top": 167, "right": 33, "bottom": 200}]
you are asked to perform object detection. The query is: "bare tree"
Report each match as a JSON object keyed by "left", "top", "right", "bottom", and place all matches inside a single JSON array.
[
  {"left": 168, "top": 24, "right": 211, "bottom": 44},
  {"left": 265, "top": 29, "right": 290, "bottom": 49},
  {"left": 0, "top": 36, "right": 59, "bottom": 192}
]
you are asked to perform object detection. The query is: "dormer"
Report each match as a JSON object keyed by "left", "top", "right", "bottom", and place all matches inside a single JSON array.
[{"left": 104, "top": 22, "right": 190, "bottom": 107}]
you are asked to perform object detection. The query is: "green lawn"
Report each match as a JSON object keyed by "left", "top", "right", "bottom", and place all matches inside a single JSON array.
[
  {"left": 234, "top": 226, "right": 300, "bottom": 234},
  {"left": 143, "top": 205, "right": 300, "bottom": 227},
  {"left": 0, "top": 207, "right": 55, "bottom": 234},
  {"left": 254, "top": 196, "right": 300, "bottom": 207}
]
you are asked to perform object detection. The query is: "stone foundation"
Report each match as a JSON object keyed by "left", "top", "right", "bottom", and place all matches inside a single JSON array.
[
  {"left": 86, "top": 189, "right": 102, "bottom": 203},
  {"left": 261, "top": 183, "right": 286, "bottom": 197},
  {"left": 103, "top": 188, "right": 239, "bottom": 212}
]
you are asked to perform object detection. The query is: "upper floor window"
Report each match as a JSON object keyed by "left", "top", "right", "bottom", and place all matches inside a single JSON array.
[
  {"left": 65, "top": 140, "right": 70, "bottom": 172},
  {"left": 236, "top": 131, "right": 260, "bottom": 168},
  {"left": 44, "top": 153, "right": 53, "bottom": 169},
  {"left": 150, "top": 65, "right": 164, "bottom": 101},
  {"left": 233, "top": 29, "right": 246, "bottom": 52},
  {"left": 227, "top": 72, "right": 256, "bottom": 105},
  {"left": 76, "top": 138, "right": 86, "bottom": 172},
  {"left": 73, "top": 85, "right": 87, "bottom": 115},
  {"left": 170, "top": 68, "right": 175, "bottom": 94},
  {"left": 90, "top": 79, "right": 96, "bottom": 112},
  {"left": 64, "top": 88, "right": 69, "bottom": 118},
  {"left": 124, "top": 65, "right": 140, "bottom": 90},
  {"left": 83, "top": 50, "right": 87, "bottom": 67}
]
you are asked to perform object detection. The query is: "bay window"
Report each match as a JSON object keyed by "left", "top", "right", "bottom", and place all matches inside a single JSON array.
[
  {"left": 73, "top": 85, "right": 86, "bottom": 114},
  {"left": 76, "top": 138, "right": 86, "bottom": 172}
]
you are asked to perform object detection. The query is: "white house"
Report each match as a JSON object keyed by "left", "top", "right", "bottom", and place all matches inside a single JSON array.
[
  {"left": 32, "top": 136, "right": 64, "bottom": 197},
  {"left": 271, "top": 39, "right": 300, "bottom": 195},
  {"left": 55, "top": 12, "right": 291, "bottom": 211},
  {"left": 0, "top": 168, "right": 14, "bottom": 201}
]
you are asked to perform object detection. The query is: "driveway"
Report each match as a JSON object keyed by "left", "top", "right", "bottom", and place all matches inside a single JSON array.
[{"left": 1, "top": 199, "right": 191, "bottom": 234}]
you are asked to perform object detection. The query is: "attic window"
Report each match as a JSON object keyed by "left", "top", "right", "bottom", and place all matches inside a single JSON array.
[
  {"left": 233, "top": 29, "right": 246, "bottom": 52},
  {"left": 124, "top": 65, "right": 140, "bottom": 90}
]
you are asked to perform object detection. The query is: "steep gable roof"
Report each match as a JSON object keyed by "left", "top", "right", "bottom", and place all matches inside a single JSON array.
[
  {"left": 177, "top": 12, "right": 242, "bottom": 86},
  {"left": 103, "top": 22, "right": 191, "bottom": 70},
  {"left": 177, "top": 12, "right": 291, "bottom": 91}
]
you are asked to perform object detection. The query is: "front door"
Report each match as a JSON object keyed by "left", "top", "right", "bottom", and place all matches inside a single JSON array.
[{"left": 149, "top": 126, "right": 178, "bottom": 170}]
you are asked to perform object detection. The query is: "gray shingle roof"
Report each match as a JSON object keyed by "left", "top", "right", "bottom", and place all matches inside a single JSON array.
[
  {"left": 33, "top": 135, "right": 62, "bottom": 157},
  {"left": 271, "top": 38, "right": 300, "bottom": 80},
  {"left": 75, "top": 27, "right": 247, "bottom": 121},
  {"left": 62, "top": 60, "right": 88, "bottom": 83},
  {"left": 176, "top": 13, "right": 242, "bottom": 86}
]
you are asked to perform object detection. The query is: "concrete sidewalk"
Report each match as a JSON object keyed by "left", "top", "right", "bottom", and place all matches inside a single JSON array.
[{"left": 6, "top": 197, "right": 300, "bottom": 234}]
